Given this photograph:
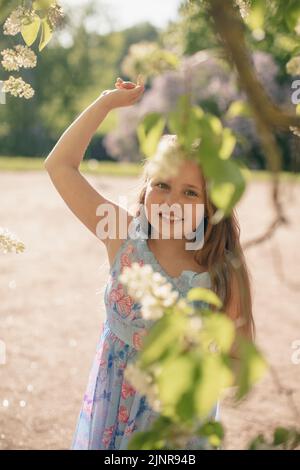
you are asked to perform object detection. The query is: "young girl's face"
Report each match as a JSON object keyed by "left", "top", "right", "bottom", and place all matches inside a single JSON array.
[{"left": 144, "top": 159, "right": 205, "bottom": 240}]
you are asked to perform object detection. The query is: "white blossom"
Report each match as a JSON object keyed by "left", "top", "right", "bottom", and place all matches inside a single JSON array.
[
  {"left": 3, "top": 6, "right": 27, "bottom": 36},
  {"left": 235, "top": 0, "right": 251, "bottom": 19},
  {"left": 119, "top": 262, "right": 179, "bottom": 320},
  {"left": 0, "top": 227, "right": 25, "bottom": 254},
  {"left": 146, "top": 134, "right": 188, "bottom": 180},
  {"left": 2, "top": 76, "right": 34, "bottom": 99},
  {"left": 124, "top": 362, "right": 162, "bottom": 412},
  {"left": 47, "top": 3, "right": 65, "bottom": 31},
  {"left": 1, "top": 45, "right": 37, "bottom": 72}
]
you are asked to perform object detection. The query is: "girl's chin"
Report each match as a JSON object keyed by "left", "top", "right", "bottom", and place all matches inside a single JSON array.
[{"left": 150, "top": 223, "right": 185, "bottom": 239}]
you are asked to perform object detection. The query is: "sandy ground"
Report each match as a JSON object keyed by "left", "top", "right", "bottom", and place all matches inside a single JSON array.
[{"left": 0, "top": 170, "right": 299, "bottom": 450}]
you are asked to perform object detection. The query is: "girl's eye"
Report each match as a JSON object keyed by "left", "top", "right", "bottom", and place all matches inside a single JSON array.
[
  {"left": 185, "top": 189, "right": 198, "bottom": 197},
  {"left": 156, "top": 183, "right": 198, "bottom": 197},
  {"left": 156, "top": 182, "right": 168, "bottom": 189}
]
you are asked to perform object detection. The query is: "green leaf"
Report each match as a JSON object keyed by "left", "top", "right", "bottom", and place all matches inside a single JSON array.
[
  {"left": 225, "top": 100, "right": 252, "bottom": 119},
  {"left": 21, "top": 14, "right": 41, "bottom": 47},
  {"left": 136, "top": 112, "right": 166, "bottom": 158},
  {"left": 138, "top": 313, "right": 186, "bottom": 368},
  {"left": 33, "top": 0, "right": 53, "bottom": 9},
  {"left": 284, "top": 4, "right": 300, "bottom": 31},
  {"left": 157, "top": 354, "right": 196, "bottom": 419},
  {"left": 194, "top": 355, "right": 233, "bottom": 419},
  {"left": 247, "top": 433, "right": 268, "bottom": 450},
  {"left": 39, "top": 17, "right": 53, "bottom": 51},
  {"left": 235, "top": 337, "right": 268, "bottom": 400},
  {"left": 127, "top": 430, "right": 165, "bottom": 450},
  {"left": 127, "top": 415, "right": 173, "bottom": 450},
  {"left": 219, "top": 128, "right": 236, "bottom": 160},
  {"left": 210, "top": 181, "right": 236, "bottom": 210},
  {"left": 175, "top": 384, "right": 198, "bottom": 423},
  {"left": 200, "top": 313, "right": 236, "bottom": 354},
  {"left": 273, "top": 427, "right": 291, "bottom": 446},
  {"left": 196, "top": 114, "right": 223, "bottom": 164},
  {"left": 245, "top": 0, "right": 266, "bottom": 30},
  {"left": 197, "top": 421, "right": 225, "bottom": 448},
  {"left": 168, "top": 96, "right": 204, "bottom": 151},
  {"left": 208, "top": 159, "right": 246, "bottom": 215},
  {"left": 187, "top": 287, "right": 222, "bottom": 308},
  {"left": 275, "top": 34, "right": 300, "bottom": 53}
]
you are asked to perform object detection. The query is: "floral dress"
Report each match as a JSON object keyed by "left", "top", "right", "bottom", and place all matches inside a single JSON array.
[{"left": 70, "top": 215, "right": 221, "bottom": 450}]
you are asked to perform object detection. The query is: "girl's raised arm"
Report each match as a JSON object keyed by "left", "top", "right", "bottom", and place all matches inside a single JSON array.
[{"left": 44, "top": 76, "right": 145, "bottom": 247}]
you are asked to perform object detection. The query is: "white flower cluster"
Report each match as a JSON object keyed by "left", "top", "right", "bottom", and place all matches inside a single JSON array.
[
  {"left": 147, "top": 134, "right": 187, "bottom": 180},
  {"left": 0, "top": 227, "right": 25, "bottom": 254},
  {"left": 2, "top": 76, "right": 34, "bottom": 99},
  {"left": 3, "top": 3, "right": 64, "bottom": 37},
  {"left": 235, "top": 0, "right": 251, "bottom": 19},
  {"left": 119, "top": 262, "right": 179, "bottom": 320},
  {"left": 124, "top": 362, "right": 162, "bottom": 412},
  {"left": 1, "top": 45, "right": 37, "bottom": 72},
  {"left": 3, "top": 6, "right": 31, "bottom": 36},
  {"left": 47, "top": 3, "right": 65, "bottom": 32}
]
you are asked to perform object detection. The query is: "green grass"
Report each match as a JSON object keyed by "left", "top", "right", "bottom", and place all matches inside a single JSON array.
[
  {"left": 0, "top": 156, "right": 142, "bottom": 176},
  {"left": 0, "top": 156, "right": 299, "bottom": 181}
]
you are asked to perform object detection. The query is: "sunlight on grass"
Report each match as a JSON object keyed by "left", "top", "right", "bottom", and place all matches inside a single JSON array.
[{"left": 0, "top": 156, "right": 299, "bottom": 181}]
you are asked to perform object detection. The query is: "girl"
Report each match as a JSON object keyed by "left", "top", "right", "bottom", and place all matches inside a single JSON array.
[{"left": 44, "top": 75, "right": 255, "bottom": 450}]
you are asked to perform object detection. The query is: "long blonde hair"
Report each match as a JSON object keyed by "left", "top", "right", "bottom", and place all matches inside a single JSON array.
[{"left": 134, "top": 144, "right": 256, "bottom": 342}]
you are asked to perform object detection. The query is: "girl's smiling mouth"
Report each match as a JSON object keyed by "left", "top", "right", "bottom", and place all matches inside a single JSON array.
[{"left": 159, "top": 212, "right": 184, "bottom": 222}]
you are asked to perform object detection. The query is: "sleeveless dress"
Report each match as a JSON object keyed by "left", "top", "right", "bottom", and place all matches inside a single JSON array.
[{"left": 70, "top": 215, "right": 221, "bottom": 450}]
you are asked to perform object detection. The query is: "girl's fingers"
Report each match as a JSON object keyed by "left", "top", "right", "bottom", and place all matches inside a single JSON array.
[
  {"left": 116, "top": 84, "right": 143, "bottom": 95},
  {"left": 115, "top": 81, "right": 135, "bottom": 89},
  {"left": 122, "top": 83, "right": 136, "bottom": 89},
  {"left": 116, "top": 76, "right": 144, "bottom": 88},
  {"left": 116, "top": 75, "right": 144, "bottom": 83}
]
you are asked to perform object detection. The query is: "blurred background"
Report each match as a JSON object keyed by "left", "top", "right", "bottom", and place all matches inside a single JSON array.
[
  {"left": 0, "top": 0, "right": 299, "bottom": 450},
  {"left": 1, "top": 0, "right": 299, "bottom": 170}
]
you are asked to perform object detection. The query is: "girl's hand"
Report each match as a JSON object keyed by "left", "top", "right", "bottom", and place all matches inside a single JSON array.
[{"left": 100, "top": 74, "right": 145, "bottom": 111}]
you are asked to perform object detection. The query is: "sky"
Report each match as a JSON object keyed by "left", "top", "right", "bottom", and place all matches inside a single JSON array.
[{"left": 61, "top": 0, "right": 183, "bottom": 33}]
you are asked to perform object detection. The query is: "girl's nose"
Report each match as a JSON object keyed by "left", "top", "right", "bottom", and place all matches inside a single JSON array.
[{"left": 161, "top": 200, "right": 183, "bottom": 217}]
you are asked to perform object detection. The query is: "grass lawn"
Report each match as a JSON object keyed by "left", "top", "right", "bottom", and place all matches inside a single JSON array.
[{"left": 0, "top": 156, "right": 299, "bottom": 182}]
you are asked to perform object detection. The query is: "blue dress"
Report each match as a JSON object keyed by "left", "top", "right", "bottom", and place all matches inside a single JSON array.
[{"left": 71, "top": 215, "right": 221, "bottom": 450}]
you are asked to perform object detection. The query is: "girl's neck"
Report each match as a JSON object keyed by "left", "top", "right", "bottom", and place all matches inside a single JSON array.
[{"left": 147, "top": 234, "right": 200, "bottom": 263}]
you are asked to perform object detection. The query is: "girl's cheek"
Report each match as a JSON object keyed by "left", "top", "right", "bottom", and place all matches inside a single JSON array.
[{"left": 146, "top": 189, "right": 161, "bottom": 207}]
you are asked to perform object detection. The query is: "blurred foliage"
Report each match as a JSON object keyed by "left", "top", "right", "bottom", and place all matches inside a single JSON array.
[
  {"left": 0, "top": 0, "right": 159, "bottom": 158},
  {"left": 104, "top": 0, "right": 300, "bottom": 171},
  {"left": 179, "top": 0, "right": 300, "bottom": 80},
  {"left": 0, "top": 0, "right": 20, "bottom": 24},
  {"left": 248, "top": 426, "right": 300, "bottom": 450},
  {"left": 121, "top": 41, "right": 180, "bottom": 82},
  {"left": 127, "top": 286, "right": 267, "bottom": 449},
  {"left": 244, "top": 0, "right": 300, "bottom": 79},
  {"left": 1, "top": 0, "right": 299, "bottom": 171}
]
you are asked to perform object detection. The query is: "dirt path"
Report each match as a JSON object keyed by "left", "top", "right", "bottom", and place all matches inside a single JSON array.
[{"left": 0, "top": 171, "right": 299, "bottom": 450}]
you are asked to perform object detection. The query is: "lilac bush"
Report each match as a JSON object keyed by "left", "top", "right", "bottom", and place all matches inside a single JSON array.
[{"left": 103, "top": 50, "right": 292, "bottom": 165}]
